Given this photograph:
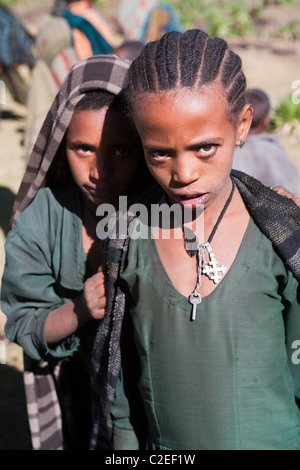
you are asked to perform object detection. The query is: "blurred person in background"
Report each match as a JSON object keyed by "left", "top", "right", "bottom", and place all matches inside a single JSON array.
[
  {"left": 112, "top": 40, "right": 144, "bottom": 61},
  {"left": 24, "top": 0, "right": 118, "bottom": 161},
  {"left": 233, "top": 88, "right": 299, "bottom": 195},
  {"left": 141, "top": 2, "right": 183, "bottom": 42},
  {"left": 117, "top": 0, "right": 157, "bottom": 40},
  {"left": 117, "top": 0, "right": 183, "bottom": 42},
  {"left": 0, "top": 2, "right": 35, "bottom": 105},
  {"left": 63, "top": 0, "right": 117, "bottom": 60}
]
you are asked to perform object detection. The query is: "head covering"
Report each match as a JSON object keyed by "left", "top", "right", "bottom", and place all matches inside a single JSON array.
[{"left": 12, "top": 54, "right": 131, "bottom": 226}]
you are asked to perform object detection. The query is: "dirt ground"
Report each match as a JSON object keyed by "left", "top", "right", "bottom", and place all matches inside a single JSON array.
[{"left": 0, "top": 0, "right": 299, "bottom": 450}]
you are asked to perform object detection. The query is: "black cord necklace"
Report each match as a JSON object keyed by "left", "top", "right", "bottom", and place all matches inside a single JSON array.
[{"left": 183, "top": 179, "right": 235, "bottom": 321}]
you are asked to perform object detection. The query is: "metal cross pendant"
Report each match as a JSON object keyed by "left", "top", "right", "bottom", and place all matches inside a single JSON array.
[{"left": 201, "top": 242, "right": 227, "bottom": 284}]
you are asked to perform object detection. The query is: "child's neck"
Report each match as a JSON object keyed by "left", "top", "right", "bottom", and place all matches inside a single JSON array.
[
  {"left": 159, "top": 179, "right": 235, "bottom": 244},
  {"left": 153, "top": 187, "right": 250, "bottom": 299}
]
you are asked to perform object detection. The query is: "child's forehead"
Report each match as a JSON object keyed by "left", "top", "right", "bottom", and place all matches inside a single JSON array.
[
  {"left": 71, "top": 104, "right": 128, "bottom": 126},
  {"left": 134, "top": 85, "right": 227, "bottom": 109},
  {"left": 132, "top": 86, "right": 234, "bottom": 135}
]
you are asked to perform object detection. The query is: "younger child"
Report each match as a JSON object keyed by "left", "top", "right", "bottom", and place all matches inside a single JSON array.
[
  {"left": 91, "top": 30, "right": 300, "bottom": 450},
  {"left": 1, "top": 54, "right": 147, "bottom": 450}
]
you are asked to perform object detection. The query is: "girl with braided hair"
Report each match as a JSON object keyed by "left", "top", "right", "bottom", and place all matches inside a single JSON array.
[{"left": 90, "top": 29, "right": 300, "bottom": 450}]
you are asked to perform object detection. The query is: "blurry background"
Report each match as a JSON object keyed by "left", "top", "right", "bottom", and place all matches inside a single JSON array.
[{"left": 0, "top": 0, "right": 299, "bottom": 450}]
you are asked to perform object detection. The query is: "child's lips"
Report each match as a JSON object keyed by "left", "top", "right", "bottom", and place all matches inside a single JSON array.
[
  {"left": 87, "top": 186, "right": 113, "bottom": 196},
  {"left": 176, "top": 192, "right": 209, "bottom": 205}
]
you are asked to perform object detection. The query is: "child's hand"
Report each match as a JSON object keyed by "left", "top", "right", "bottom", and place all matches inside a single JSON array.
[
  {"left": 83, "top": 266, "right": 106, "bottom": 320},
  {"left": 272, "top": 186, "right": 300, "bottom": 207}
]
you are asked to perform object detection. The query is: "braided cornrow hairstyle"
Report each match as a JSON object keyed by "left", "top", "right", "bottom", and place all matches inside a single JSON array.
[{"left": 124, "top": 29, "right": 247, "bottom": 124}]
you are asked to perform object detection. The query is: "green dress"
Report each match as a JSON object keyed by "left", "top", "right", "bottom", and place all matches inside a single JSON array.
[{"left": 114, "top": 217, "right": 300, "bottom": 450}]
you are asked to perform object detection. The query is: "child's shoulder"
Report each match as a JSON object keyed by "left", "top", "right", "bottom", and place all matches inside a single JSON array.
[
  {"left": 27, "top": 182, "right": 79, "bottom": 212},
  {"left": 232, "top": 169, "right": 300, "bottom": 212},
  {"left": 31, "top": 186, "right": 59, "bottom": 203},
  {"left": 36, "top": 181, "right": 78, "bottom": 203},
  {"left": 232, "top": 169, "right": 300, "bottom": 281},
  {"left": 20, "top": 186, "right": 65, "bottom": 220},
  {"left": 13, "top": 183, "right": 80, "bottom": 235}
]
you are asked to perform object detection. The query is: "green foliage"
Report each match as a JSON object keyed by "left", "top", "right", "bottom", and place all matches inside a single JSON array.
[
  {"left": 270, "top": 94, "right": 300, "bottom": 140},
  {"left": 166, "top": 0, "right": 300, "bottom": 38},
  {"left": 271, "top": 0, "right": 298, "bottom": 5},
  {"left": 0, "top": 0, "right": 23, "bottom": 5},
  {"left": 167, "top": 0, "right": 255, "bottom": 37},
  {"left": 166, "top": 0, "right": 203, "bottom": 30},
  {"left": 94, "top": 0, "right": 108, "bottom": 11},
  {"left": 206, "top": 1, "right": 254, "bottom": 37},
  {"left": 278, "top": 20, "right": 300, "bottom": 39}
]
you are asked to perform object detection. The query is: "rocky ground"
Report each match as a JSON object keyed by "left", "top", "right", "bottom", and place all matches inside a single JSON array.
[{"left": 0, "top": 0, "right": 299, "bottom": 450}]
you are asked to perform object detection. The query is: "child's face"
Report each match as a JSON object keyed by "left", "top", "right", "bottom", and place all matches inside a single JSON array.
[
  {"left": 66, "top": 106, "right": 141, "bottom": 208},
  {"left": 132, "top": 86, "right": 251, "bottom": 209}
]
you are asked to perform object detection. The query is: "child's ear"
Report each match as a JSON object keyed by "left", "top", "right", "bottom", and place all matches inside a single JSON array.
[{"left": 235, "top": 104, "right": 253, "bottom": 146}]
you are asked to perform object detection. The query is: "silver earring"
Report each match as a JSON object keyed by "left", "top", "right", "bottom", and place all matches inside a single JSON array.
[{"left": 239, "top": 140, "right": 245, "bottom": 149}]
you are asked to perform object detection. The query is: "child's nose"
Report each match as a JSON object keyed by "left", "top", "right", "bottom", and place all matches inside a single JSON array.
[
  {"left": 172, "top": 156, "right": 199, "bottom": 185},
  {"left": 90, "top": 155, "right": 111, "bottom": 181}
]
